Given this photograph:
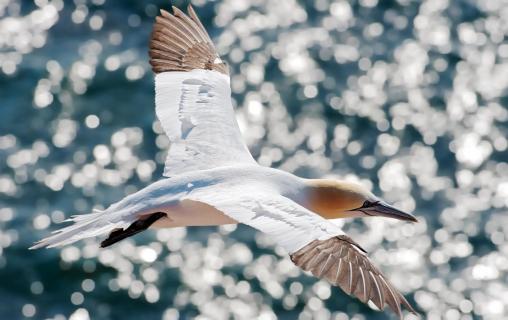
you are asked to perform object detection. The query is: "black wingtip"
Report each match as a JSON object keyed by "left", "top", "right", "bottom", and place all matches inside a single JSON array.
[{"left": 100, "top": 212, "right": 167, "bottom": 248}]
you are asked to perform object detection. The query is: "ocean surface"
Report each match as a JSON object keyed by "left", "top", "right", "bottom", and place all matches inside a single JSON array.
[{"left": 1, "top": 0, "right": 507, "bottom": 319}]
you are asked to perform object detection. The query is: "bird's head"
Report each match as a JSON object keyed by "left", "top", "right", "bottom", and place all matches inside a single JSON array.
[{"left": 303, "top": 179, "right": 417, "bottom": 222}]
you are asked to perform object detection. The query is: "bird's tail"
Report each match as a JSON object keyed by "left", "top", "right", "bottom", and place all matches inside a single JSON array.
[{"left": 29, "top": 209, "right": 132, "bottom": 249}]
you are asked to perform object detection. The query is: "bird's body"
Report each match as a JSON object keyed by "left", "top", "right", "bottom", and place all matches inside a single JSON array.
[
  {"left": 32, "top": 4, "right": 419, "bottom": 318},
  {"left": 104, "top": 165, "right": 303, "bottom": 229}
]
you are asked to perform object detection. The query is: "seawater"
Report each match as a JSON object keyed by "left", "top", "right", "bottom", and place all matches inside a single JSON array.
[{"left": 0, "top": 0, "right": 507, "bottom": 319}]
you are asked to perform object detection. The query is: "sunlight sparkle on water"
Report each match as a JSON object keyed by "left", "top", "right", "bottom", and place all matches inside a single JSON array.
[{"left": 0, "top": 0, "right": 507, "bottom": 319}]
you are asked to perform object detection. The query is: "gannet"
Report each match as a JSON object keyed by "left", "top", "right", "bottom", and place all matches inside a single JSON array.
[{"left": 31, "top": 4, "right": 418, "bottom": 318}]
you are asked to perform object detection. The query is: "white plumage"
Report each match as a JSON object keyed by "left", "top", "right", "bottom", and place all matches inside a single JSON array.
[{"left": 155, "top": 70, "right": 256, "bottom": 177}]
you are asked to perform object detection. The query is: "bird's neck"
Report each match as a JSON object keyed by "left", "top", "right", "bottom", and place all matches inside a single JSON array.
[{"left": 300, "top": 179, "right": 360, "bottom": 219}]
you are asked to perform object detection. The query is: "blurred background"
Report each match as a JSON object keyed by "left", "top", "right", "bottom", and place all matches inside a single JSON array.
[{"left": 1, "top": 0, "right": 507, "bottom": 319}]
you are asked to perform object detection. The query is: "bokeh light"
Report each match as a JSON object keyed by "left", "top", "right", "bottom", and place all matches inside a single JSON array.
[{"left": 0, "top": 0, "right": 507, "bottom": 319}]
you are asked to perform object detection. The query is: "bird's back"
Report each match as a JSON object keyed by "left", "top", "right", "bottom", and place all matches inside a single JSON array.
[{"left": 112, "top": 164, "right": 303, "bottom": 213}]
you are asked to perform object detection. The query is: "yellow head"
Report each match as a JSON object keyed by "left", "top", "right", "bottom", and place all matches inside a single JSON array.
[{"left": 303, "top": 179, "right": 417, "bottom": 222}]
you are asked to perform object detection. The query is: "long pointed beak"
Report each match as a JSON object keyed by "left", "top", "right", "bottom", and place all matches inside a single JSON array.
[{"left": 362, "top": 201, "right": 418, "bottom": 222}]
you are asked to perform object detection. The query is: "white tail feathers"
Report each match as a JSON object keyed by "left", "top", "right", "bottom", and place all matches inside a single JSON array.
[{"left": 30, "top": 209, "right": 132, "bottom": 249}]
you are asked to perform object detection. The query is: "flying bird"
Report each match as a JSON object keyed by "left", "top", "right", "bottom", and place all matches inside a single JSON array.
[{"left": 32, "top": 4, "right": 418, "bottom": 318}]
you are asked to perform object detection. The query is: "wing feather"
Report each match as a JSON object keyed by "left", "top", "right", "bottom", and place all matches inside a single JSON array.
[
  {"left": 187, "top": 5, "right": 214, "bottom": 43},
  {"left": 290, "top": 236, "right": 417, "bottom": 318},
  {"left": 357, "top": 267, "right": 370, "bottom": 303},
  {"left": 369, "top": 270, "right": 385, "bottom": 310},
  {"left": 379, "top": 276, "right": 403, "bottom": 317},
  {"left": 149, "top": 5, "right": 228, "bottom": 75}
]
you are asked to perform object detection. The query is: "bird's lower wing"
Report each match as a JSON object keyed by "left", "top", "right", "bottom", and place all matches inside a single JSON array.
[
  {"left": 291, "top": 236, "right": 417, "bottom": 318},
  {"left": 186, "top": 187, "right": 416, "bottom": 318},
  {"left": 185, "top": 187, "right": 344, "bottom": 253}
]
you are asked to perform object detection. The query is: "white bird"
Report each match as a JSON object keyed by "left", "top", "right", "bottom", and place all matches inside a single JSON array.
[{"left": 32, "top": 4, "right": 418, "bottom": 318}]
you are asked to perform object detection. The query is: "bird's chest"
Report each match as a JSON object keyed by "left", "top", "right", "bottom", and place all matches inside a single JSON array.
[{"left": 150, "top": 199, "right": 238, "bottom": 228}]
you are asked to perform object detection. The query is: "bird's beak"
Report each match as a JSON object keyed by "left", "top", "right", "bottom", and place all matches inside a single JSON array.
[{"left": 359, "top": 201, "right": 418, "bottom": 222}]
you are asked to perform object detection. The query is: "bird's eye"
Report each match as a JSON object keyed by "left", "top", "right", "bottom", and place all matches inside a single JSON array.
[{"left": 361, "top": 200, "right": 371, "bottom": 208}]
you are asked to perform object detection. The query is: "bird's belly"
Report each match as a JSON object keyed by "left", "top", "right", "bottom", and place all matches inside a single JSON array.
[{"left": 150, "top": 199, "right": 238, "bottom": 228}]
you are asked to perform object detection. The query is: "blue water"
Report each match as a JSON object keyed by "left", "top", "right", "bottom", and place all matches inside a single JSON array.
[{"left": 1, "top": 0, "right": 507, "bottom": 319}]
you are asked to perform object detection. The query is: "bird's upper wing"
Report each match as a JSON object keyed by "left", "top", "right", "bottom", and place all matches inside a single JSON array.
[
  {"left": 149, "top": 6, "right": 256, "bottom": 177},
  {"left": 186, "top": 186, "right": 416, "bottom": 318}
]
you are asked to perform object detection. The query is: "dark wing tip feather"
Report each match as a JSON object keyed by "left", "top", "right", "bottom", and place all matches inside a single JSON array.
[
  {"left": 149, "top": 4, "right": 228, "bottom": 75},
  {"left": 290, "top": 235, "right": 418, "bottom": 319}
]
